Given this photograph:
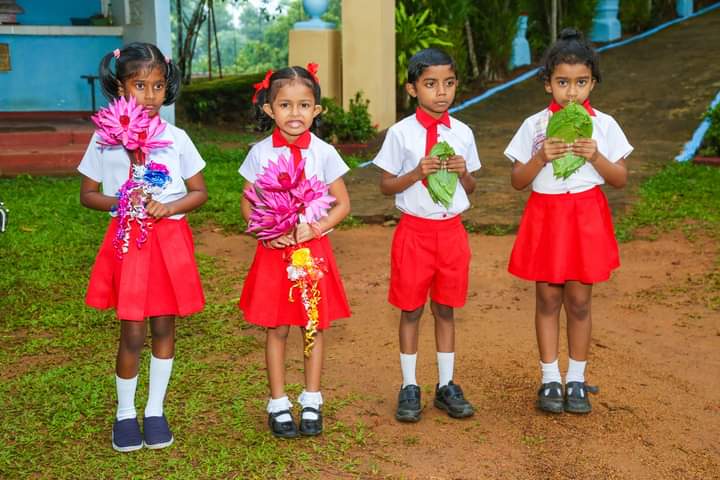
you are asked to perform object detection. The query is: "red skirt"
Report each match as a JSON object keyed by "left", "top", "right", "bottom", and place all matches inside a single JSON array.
[
  {"left": 86, "top": 217, "right": 205, "bottom": 321},
  {"left": 508, "top": 186, "right": 619, "bottom": 284},
  {"left": 239, "top": 236, "right": 350, "bottom": 328},
  {"left": 389, "top": 214, "right": 471, "bottom": 310}
]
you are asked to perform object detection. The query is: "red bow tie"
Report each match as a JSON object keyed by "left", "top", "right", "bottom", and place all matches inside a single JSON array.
[
  {"left": 272, "top": 128, "right": 311, "bottom": 178},
  {"left": 548, "top": 99, "right": 596, "bottom": 116}
]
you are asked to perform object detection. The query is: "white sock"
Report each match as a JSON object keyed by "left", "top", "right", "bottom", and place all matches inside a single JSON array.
[
  {"left": 437, "top": 352, "right": 455, "bottom": 387},
  {"left": 116, "top": 375, "right": 138, "bottom": 420},
  {"left": 400, "top": 353, "right": 417, "bottom": 387},
  {"left": 267, "top": 396, "right": 293, "bottom": 423},
  {"left": 540, "top": 359, "right": 562, "bottom": 384},
  {"left": 299, "top": 390, "right": 323, "bottom": 420},
  {"left": 144, "top": 355, "right": 173, "bottom": 418},
  {"left": 565, "top": 358, "right": 587, "bottom": 384}
]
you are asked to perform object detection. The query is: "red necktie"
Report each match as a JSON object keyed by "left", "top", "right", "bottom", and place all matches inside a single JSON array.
[
  {"left": 415, "top": 107, "right": 451, "bottom": 186},
  {"left": 548, "top": 98, "right": 596, "bottom": 116},
  {"left": 272, "top": 128, "right": 311, "bottom": 179}
]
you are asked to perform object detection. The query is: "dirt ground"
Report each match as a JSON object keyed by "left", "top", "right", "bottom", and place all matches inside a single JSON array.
[
  {"left": 346, "top": 9, "right": 720, "bottom": 227},
  {"left": 196, "top": 226, "right": 720, "bottom": 479}
]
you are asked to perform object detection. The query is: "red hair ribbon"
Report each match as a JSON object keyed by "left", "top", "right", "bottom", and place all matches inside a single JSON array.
[
  {"left": 252, "top": 69, "right": 274, "bottom": 104},
  {"left": 306, "top": 62, "right": 320, "bottom": 84}
]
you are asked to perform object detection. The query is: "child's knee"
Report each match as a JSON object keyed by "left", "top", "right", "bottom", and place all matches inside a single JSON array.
[
  {"left": 150, "top": 316, "right": 175, "bottom": 340},
  {"left": 268, "top": 325, "right": 290, "bottom": 340},
  {"left": 430, "top": 301, "right": 453, "bottom": 320},
  {"left": 120, "top": 326, "right": 146, "bottom": 353},
  {"left": 401, "top": 306, "right": 424, "bottom": 323},
  {"left": 565, "top": 297, "right": 591, "bottom": 320}
]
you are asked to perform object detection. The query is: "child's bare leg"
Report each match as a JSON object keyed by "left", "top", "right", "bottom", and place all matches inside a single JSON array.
[
  {"left": 116, "top": 320, "right": 147, "bottom": 378},
  {"left": 399, "top": 306, "right": 424, "bottom": 354},
  {"left": 266, "top": 325, "right": 290, "bottom": 398},
  {"left": 303, "top": 330, "right": 324, "bottom": 392},
  {"left": 564, "top": 281, "right": 593, "bottom": 361},
  {"left": 535, "top": 282, "right": 564, "bottom": 363},
  {"left": 150, "top": 315, "right": 175, "bottom": 359},
  {"left": 430, "top": 301, "right": 454, "bottom": 352}
]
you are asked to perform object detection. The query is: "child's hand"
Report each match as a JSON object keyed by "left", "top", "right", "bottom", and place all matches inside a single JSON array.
[
  {"left": 571, "top": 138, "right": 599, "bottom": 163},
  {"left": 540, "top": 137, "right": 571, "bottom": 163},
  {"left": 294, "top": 223, "right": 323, "bottom": 243},
  {"left": 414, "top": 156, "right": 441, "bottom": 180},
  {"left": 446, "top": 155, "right": 467, "bottom": 177},
  {"left": 146, "top": 199, "right": 173, "bottom": 218},
  {"left": 267, "top": 232, "right": 296, "bottom": 249}
]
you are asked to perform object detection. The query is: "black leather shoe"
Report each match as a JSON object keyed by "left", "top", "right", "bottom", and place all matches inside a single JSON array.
[
  {"left": 396, "top": 384, "right": 422, "bottom": 422},
  {"left": 537, "top": 382, "right": 564, "bottom": 413},
  {"left": 564, "top": 382, "right": 598, "bottom": 414},
  {"left": 268, "top": 410, "right": 299, "bottom": 438},
  {"left": 434, "top": 381, "right": 475, "bottom": 418},
  {"left": 299, "top": 407, "right": 323, "bottom": 436}
]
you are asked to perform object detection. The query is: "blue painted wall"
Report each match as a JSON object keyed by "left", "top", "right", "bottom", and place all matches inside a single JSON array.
[
  {"left": 0, "top": 35, "right": 122, "bottom": 111},
  {"left": 16, "top": 0, "right": 102, "bottom": 26}
]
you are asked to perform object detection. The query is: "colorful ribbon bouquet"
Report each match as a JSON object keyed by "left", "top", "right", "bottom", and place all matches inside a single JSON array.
[
  {"left": 245, "top": 154, "right": 335, "bottom": 356},
  {"left": 91, "top": 97, "right": 173, "bottom": 257}
]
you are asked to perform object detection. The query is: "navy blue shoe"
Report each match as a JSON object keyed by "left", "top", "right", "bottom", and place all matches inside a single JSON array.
[
  {"left": 112, "top": 418, "right": 143, "bottom": 452},
  {"left": 537, "top": 382, "right": 564, "bottom": 414},
  {"left": 564, "top": 382, "right": 599, "bottom": 414},
  {"left": 143, "top": 415, "right": 174, "bottom": 449}
]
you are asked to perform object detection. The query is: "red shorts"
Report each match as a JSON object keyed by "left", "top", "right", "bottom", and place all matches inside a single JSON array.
[
  {"left": 508, "top": 186, "right": 620, "bottom": 284},
  {"left": 239, "top": 236, "right": 350, "bottom": 328},
  {"left": 389, "top": 213, "right": 471, "bottom": 311},
  {"left": 86, "top": 217, "right": 205, "bottom": 321}
]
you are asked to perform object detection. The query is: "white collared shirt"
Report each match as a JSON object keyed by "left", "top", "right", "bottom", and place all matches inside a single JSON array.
[
  {"left": 504, "top": 108, "right": 633, "bottom": 194},
  {"left": 239, "top": 132, "right": 349, "bottom": 186},
  {"left": 372, "top": 114, "right": 482, "bottom": 219},
  {"left": 78, "top": 123, "right": 206, "bottom": 219}
]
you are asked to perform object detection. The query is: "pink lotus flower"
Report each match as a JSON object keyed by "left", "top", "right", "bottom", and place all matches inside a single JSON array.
[
  {"left": 128, "top": 114, "right": 172, "bottom": 155},
  {"left": 245, "top": 187, "right": 300, "bottom": 240},
  {"left": 255, "top": 154, "right": 305, "bottom": 192},
  {"left": 292, "top": 176, "right": 335, "bottom": 223},
  {"left": 91, "top": 96, "right": 149, "bottom": 148}
]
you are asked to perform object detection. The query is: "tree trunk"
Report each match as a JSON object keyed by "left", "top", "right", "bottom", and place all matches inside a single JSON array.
[
  {"left": 551, "top": 0, "right": 558, "bottom": 41},
  {"left": 465, "top": 19, "right": 480, "bottom": 80},
  {"left": 211, "top": 0, "right": 223, "bottom": 78},
  {"left": 207, "top": 0, "right": 213, "bottom": 80}
]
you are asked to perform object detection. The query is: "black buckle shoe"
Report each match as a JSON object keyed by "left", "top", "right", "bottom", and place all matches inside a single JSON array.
[
  {"left": 268, "top": 410, "right": 299, "bottom": 438},
  {"left": 396, "top": 384, "right": 422, "bottom": 422},
  {"left": 299, "top": 406, "right": 323, "bottom": 436},
  {"left": 434, "top": 381, "right": 475, "bottom": 418},
  {"left": 564, "top": 381, "right": 599, "bottom": 414},
  {"left": 537, "top": 382, "right": 564, "bottom": 413}
]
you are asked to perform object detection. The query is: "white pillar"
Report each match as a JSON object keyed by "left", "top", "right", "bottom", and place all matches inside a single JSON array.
[{"left": 112, "top": 0, "right": 175, "bottom": 124}]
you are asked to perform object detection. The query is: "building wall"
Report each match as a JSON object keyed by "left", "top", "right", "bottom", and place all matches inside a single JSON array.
[
  {"left": 16, "top": 0, "right": 102, "bottom": 26},
  {"left": 0, "top": 33, "right": 121, "bottom": 111}
]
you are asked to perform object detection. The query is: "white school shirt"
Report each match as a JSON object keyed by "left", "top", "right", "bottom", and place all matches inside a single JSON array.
[
  {"left": 78, "top": 123, "right": 205, "bottom": 220},
  {"left": 504, "top": 108, "right": 633, "bottom": 194},
  {"left": 372, "top": 114, "right": 482, "bottom": 219},
  {"left": 239, "top": 132, "right": 349, "bottom": 186}
]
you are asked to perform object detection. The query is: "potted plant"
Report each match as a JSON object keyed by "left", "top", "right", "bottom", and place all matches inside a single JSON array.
[{"left": 319, "top": 92, "right": 378, "bottom": 155}]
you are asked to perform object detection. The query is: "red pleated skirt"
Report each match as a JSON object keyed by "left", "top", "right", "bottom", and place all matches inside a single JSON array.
[
  {"left": 508, "top": 186, "right": 620, "bottom": 284},
  {"left": 86, "top": 217, "right": 205, "bottom": 321},
  {"left": 239, "top": 236, "right": 350, "bottom": 328}
]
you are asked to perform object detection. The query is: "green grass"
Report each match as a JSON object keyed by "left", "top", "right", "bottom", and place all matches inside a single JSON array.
[
  {"left": 0, "top": 137, "right": 373, "bottom": 478},
  {"left": 615, "top": 162, "right": 720, "bottom": 242}
]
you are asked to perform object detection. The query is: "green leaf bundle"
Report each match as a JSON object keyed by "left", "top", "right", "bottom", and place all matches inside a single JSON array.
[
  {"left": 546, "top": 102, "right": 593, "bottom": 180},
  {"left": 427, "top": 141, "right": 457, "bottom": 208}
]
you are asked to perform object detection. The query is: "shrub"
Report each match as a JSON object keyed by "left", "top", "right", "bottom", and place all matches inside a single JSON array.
[
  {"left": 621, "top": 0, "right": 653, "bottom": 33},
  {"left": 318, "top": 92, "right": 377, "bottom": 144},
  {"left": 177, "top": 73, "right": 264, "bottom": 125},
  {"left": 699, "top": 103, "right": 720, "bottom": 157}
]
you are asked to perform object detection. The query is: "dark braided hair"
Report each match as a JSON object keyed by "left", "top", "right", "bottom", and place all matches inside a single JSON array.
[
  {"left": 253, "top": 66, "right": 322, "bottom": 132},
  {"left": 539, "top": 28, "right": 602, "bottom": 83},
  {"left": 99, "top": 42, "right": 181, "bottom": 105}
]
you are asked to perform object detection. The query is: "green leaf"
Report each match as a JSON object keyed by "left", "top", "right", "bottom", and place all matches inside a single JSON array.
[{"left": 547, "top": 102, "right": 593, "bottom": 179}]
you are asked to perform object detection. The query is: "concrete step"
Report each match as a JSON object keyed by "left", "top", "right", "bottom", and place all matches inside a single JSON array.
[
  {"left": 0, "top": 144, "right": 87, "bottom": 177},
  {"left": 0, "top": 129, "right": 93, "bottom": 148}
]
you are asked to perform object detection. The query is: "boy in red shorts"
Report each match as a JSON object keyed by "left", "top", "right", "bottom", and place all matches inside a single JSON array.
[{"left": 373, "top": 48, "right": 481, "bottom": 422}]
